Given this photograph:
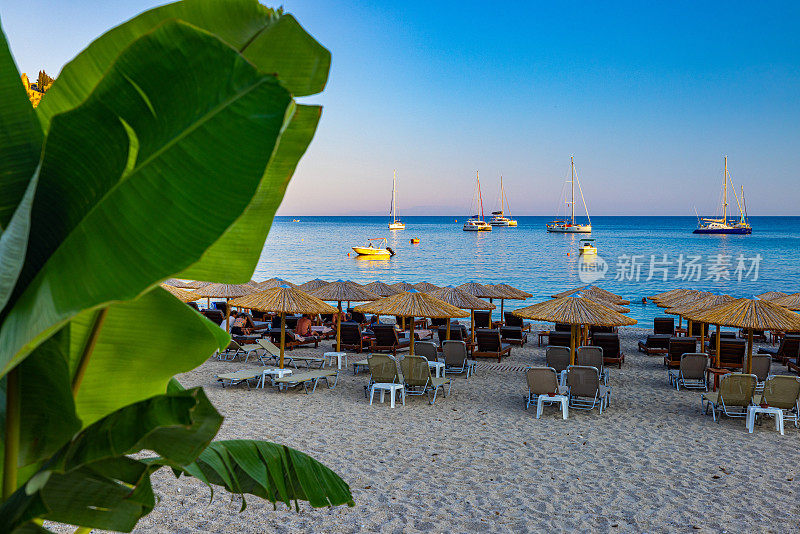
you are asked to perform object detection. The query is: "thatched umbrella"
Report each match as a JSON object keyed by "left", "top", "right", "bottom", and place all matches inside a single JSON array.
[
  {"left": 489, "top": 283, "right": 531, "bottom": 320},
  {"left": 231, "top": 286, "right": 337, "bottom": 368},
  {"left": 354, "top": 290, "right": 469, "bottom": 355},
  {"left": 362, "top": 281, "right": 402, "bottom": 297},
  {"left": 772, "top": 292, "right": 800, "bottom": 310},
  {"left": 310, "top": 281, "right": 379, "bottom": 352},
  {"left": 413, "top": 281, "right": 440, "bottom": 292},
  {"left": 391, "top": 281, "right": 416, "bottom": 292},
  {"left": 514, "top": 296, "right": 636, "bottom": 364},
  {"left": 649, "top": 288, "right": 691, "bottom": 303},
  {"left": 651, "top": 289, "right": 705, "bottom": 328},
  {"left": 164, "top": 278, "right": 209, "bottom": 289},
  {"left": 583, "top": 286, "right": 630, "bottom": 305},
  {"left": 256, "top": 277, "right": 296, "bottom": 290},
  {"left": 195, "top": 283, "right": 257, "bottom": 332},
  {"left": 685, "top": 298, "right": 800, "bottom": 373},
  {"left": 756, "top": 291, "right": 788, "bottom": 302},
  {"left": 456, "top": 282, "right": 506, "bottom": 341},
  {"left": 427, "top": 286, "right": 495, "bottom": 340},
  {"left": 297, "top": 279, "right": 329, "bottom": 292},
  {"left": 160, "top": 284, "right": 200, "bottom": 303},
  {"left": 666, "top": 294, "right": 734, "bottom": 364}
]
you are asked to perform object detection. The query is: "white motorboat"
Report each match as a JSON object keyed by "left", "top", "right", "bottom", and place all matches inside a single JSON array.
[
  {"left": 579, "top": 238, "right": 597, "bottom": 255},
  {"left": 352, "top": 238, "right": 395, "bottom": 257}
]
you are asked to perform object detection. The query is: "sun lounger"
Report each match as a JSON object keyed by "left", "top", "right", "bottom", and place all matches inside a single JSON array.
[
  {"left": 338, "top": 322, "right": 371, "bottom": 353},
  {"left": 717, "top": 339, "right": 746, "bottom": 370},
  {"left": 545, "top": 346, "right": 570, "bottom": 385},
  {"left": 753, "top": 375, "right": 800, "bottom": 429},
  {"left": 638, "top": 334, "right": 670, "bottom": 355},
  {"left": 256, "top": 339, "right": 325, "bottom": 368},
  {"left": 525, "top": 367, "right": 568, "bottom": 419},
  {"left": 665, "top": 337, "right": 697, "bottom": 371},
  {"left": 474, "top": 329, "right": 512, "bottom": 362},
  {"left": 592, "top": 333, "right": 624, "bottom": 368},
  {"left": 399, "top": 354, "right": 451, "bottom": 404},
  {"left": 653, "top": 317, "right": 675, "bottom": 335},
  {"left": 504, "top": 312, "right": 532, "bottom": 332},
  {"left": 366, "top": 353, "right": 404, "bottom": 402},
  {"left": 577, "top": 346, "right": 609, "bottom": 384},
  {"left": 750, "top": 354, "right": 772, "bottom": 392},
  {"left": 352, "top": 358, "right": 370, "bottom": 374},
  {"left": 442, "top": 340, "right": 474, "bottom": 378},
  {"left": 759, "top": 335, "right": 800, "bottom": 366},
  {"left": 547, "top": 331, "right": 571, "bottom": 348},
  {"left": 674, "top": 353, "right": 708, "bottom": 391},
  {"left": 566, "top": 365, "right": 611, "bottom": 414},
  {"left": 500, "top": 325, "right": 528, "bottom": 346},
  {"left": 473, "top": 310, "right": 492, "bottom": 329},
  {"left": 273, "top": 369, "right": 339, "bottom": 393},
  {"left": 216, "top": 369, "right": 262, "bottom": 389},
  {"left": 219, "top": 340, "right": 265, "bottom": 364},
  {"left": 702, "top": 373, "right": 757, "bottom": 422},
  {"left": 372, "top": 324, "right": 411, "bottom": 355}
]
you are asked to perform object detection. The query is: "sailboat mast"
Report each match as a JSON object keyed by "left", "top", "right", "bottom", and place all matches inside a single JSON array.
[
  {"left": 477, "top": 171, "right": 484, "bottom": 221},
  {"left": 570, "top": 156, "right": 575, "bottom": 224},
  {"left": 722, "top": 156, "right": 728, "bottom": 224},
  {"left": 391, "top": 169, "right": 397, "bottom": 222}
]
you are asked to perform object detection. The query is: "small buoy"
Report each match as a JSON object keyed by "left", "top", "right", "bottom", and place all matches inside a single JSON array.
[
  {"left": 347, "top": 252, "right": 350, "bottom": 256},
  {"left": 567, "top": 252, "right": 570, "bottom": 256},
  {"left": 410, "top": 238, "right": 420, "bottom": 244}
]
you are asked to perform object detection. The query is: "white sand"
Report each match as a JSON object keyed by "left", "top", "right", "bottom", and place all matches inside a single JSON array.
[{"left": 119, "top": 327, "right": 800, "bottom": 533}]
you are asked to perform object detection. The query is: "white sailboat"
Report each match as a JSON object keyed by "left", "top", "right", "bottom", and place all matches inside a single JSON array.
[
  {"left": 388, "top": 170, "right": 405, "bottom": 230},
  {"left": 693, "top": 156, "right": 751, "bottom": 234},
  {"left": 489, "top": 175, "right": 518, "bottom": 227},
  {"left": 546, "top": 156, "right": 592, "bottom": 233},
  {"left": 463, "top": 171, "right": 492, "bottom": 231}
]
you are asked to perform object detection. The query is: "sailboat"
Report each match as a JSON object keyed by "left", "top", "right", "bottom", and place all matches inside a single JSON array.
[
  {"left": 693, "top": 156, "right": 752, "bottom": 235},
  {"left": 546, "top": 156, "right": 592, "bottom": 233},
  {"left": 463, "top": 171, "right": 492, "bottom": 231},
  {"left": 388, "top": 170, "right": 405, "bottom": 230},
  {"left": 489, "top": 176, "right": 518, "bottom": 227}
]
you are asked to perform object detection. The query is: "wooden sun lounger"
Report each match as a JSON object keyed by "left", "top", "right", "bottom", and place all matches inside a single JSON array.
[
  {"left": 216, "top": 369, "right": 262, "bottom": 389},
  {"left": 273, "top": 369, "right": 339, "bottom": 393}
]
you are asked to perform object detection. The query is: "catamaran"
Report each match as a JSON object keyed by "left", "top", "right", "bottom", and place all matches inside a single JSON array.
[
  {"left": 693, "top": 156, "right": 751, "bottom": 235},
  {"left": 388, "top": 170, "right": 405, "bottom": 230},
  {"left": 489, "top": 175, "right": 518, "bottom": 227},
  {"left": 463, "top": 171, "right": 492, "bottom": 231},
  {"left": 546, "top": 156, "right": 591, "bottom": 233}
]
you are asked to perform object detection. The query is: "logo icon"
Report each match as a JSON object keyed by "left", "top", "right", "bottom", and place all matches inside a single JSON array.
[{"left": 578, "top": 255, "right": 608, "bottom": 284}]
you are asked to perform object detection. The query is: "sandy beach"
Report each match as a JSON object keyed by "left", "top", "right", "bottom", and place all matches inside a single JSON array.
[{"left": 128, "top": 326, "right": 799, "bottom": 533}]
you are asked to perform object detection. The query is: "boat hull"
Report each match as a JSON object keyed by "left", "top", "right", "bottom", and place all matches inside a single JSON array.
[
  {"left": 489, "top": 218, "right": 518, "bottom": 227},
  {"left": 463, "top": 225, "right": 492, "bottom": 232},
  {"left": 352, "top": 247, "right": 391, "bottom": 256},
  {"left": 388, "top": 222, "right": 405, "bottom": 230},
  {"left": 547, "top": 224, "right": 592, "bottom": 233},
  {"left": 693, "top": 227, "right": 752, "bottom": 235}
]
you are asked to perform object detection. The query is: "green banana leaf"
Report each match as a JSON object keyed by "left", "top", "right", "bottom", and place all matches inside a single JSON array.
[
  {"left": 0, "top": 20, "right": 291, "bottom": 377},
  {"left": 36, "top": 0, "right": 330, "bottom": 130},
  {"left": 0, "top": 22, "right": 42, "bottom": 230}
]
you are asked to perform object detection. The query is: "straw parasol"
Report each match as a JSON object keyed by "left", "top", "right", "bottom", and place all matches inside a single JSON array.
[
  {"left": 514, "top": 296, "right": 636, "bottom": 364},
  {"left": 354, "top": 290, "right": 469, "bottom": 355},
  {"left": 666, "top": 294, "right": 734, "bottom": 363},
  {"left": 164, "top": 278, "right": 209, "bottom": 289},
  {"left": 552, "top": 285, "right": 629, "bottom": 305},
  {"left": 489, "top": 283, "right": 532, "bottom": 320},
  {"left": 231, "top": 286, "right": 337, "bottom": 368},
  {"left": 256, "top": 277, "right": 296, "bottom": 290},
  {"left": 297, "top": 279, "right": 329, "bottom": 292},
  {"left": 310, "top": 281, "right": 380, "bottom": 351},
  {"left": 772, "top": 292, "right": 800, "bottom": 310},
  {"left": 160, "top": 283, "right": 200, "bottom": 303},
  {"left": 756, "top": 291, "right": 788, "bottom": 302},
  {"left": 391, "top": 282, "right": 416, "bottom": 292},
  {"left": 651, "top": 289, "right": 705, "bottom": 327},
  {"left": 685, "top": 298, "right": 800, "bottom": 373},
  {"left": 427, "top": 286, "right": 495, "bottom": 341},
  {"left": 413, "top": 281, "right": 440, "bottom": 292},
  {"left": 195, "top": 283, "right": 257, "bottom": 331},
  {"left": 362, "top": 281, "right": 402, "bottom": 297}
]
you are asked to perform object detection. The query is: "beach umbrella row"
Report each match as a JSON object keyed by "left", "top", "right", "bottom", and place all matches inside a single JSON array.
[
  {"left": 427, "top": 286, "right": 495, "bottom": 341},
  {"left": 310, "top": 281, "right": 380, "bottom": 352}
]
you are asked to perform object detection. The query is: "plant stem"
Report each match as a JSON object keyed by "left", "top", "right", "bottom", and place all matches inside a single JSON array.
[
  {"left": 71, "top": 308, "right": 108, "bottom": 396},
  {"left": 3, "top": 367, "right": 20, "bottom": 499}
]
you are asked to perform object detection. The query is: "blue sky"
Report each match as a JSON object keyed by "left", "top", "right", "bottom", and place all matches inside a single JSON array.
[{"left": 3, "top": 1, "right": 799, "bottom": 215}]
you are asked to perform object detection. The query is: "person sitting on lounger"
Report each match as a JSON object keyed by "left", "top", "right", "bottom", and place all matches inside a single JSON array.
[
  {"left": 231, "top": 312, "right": 254, "bottom": 335},
  {"left": 296, "top": 314, "right": 321, "bottom": 338}
]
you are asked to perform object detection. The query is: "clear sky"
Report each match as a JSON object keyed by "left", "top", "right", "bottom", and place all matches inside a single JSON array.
[{"left": 3, "top": 1, "right": 799, "bottom": 215}]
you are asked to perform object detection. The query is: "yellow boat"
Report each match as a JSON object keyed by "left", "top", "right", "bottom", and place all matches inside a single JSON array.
[{"left": 352, "top": 237, "right": 395, "bottom": 257}]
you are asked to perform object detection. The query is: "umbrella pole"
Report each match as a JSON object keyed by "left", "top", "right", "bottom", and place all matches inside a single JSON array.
[
  {"left": 570, "top": 324, "right": 577, "bottom": 365},
  {"left": 225, "top": 298, "right": 231, "bottom": 333},
  {"left": 746, "top": 328, "right": 753, "bottom": 374},
  {"left": 410, "top": 316, "right": 415, "bottom": 355},
  {"left": 471, "top": 310, "right": 475, "bottom": 343},
  {"left": 500, "top": 299, "right": 504, "bottom": 323},
  {"left": 401, "top": 317, "right": 405, "bottom": 330},
  {"left": 678, "top": 315, "right": 682, "bottom": 328},
  {"left": 715, "top": 324, "right": 721, "bottom": 367},
  {"left": 446, "top": 319, "right": 451, "bottom": 341},
  {"left": 279, "top": 313, "right": 286, "bottom": 369},
  {"left": 336, "top": 301, "right": 342, "bottom": 352},
  {"left": 687, "top": 319, "right": 693, "bottom": 339},
  {"left": 700, "top": 322, "right": 706, "bottom": 358}
]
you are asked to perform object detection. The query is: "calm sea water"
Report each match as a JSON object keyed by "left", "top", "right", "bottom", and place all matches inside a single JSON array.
[{"left": 253, "top": 216, "right": 800, "bottom": 325}]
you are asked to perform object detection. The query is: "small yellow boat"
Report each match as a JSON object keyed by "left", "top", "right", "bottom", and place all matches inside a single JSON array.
[
  {"left": 579, "top": 238, "right": 597, "bottom": 255},
  {"left": 352, "top": 237, "right": 395, "bottom": 257}
]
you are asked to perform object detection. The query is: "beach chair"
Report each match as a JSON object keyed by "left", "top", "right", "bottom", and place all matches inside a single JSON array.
[
  {"left": 436, "top": 325, "right": 468, "bottom": 346},
  {"left": 220, "top": 340, "right": 265, "bottom": 364},
  {"left": 216, "top": 369, "right": 262, "bottom": 389},
  {"left": 415, "top": 341, "right": 440, "bottom": 363},
  {"left": 272, "top": 369, "right": 339, "bottom": 394},
  {"left": 689, "top": 321, "right": 709, "bottom": 338},
  {"left": 750, "top": 354, "right": 772, "bottom": 392},
  {"left": 473, "top": 329, "right": 512, "bottom": 362},
  {"left": 705, "top": 331, "right": 737, "bottom": 353},
  {"left": 442, "top": 340, "right": 474, "bottom": 378},
  {"left": 545, "top": 346, "right": 570, "bottom": 385},
  {"left": 753, "top": 375, "right": 800, "bottom": 430},
  {"left": 665, "top": 337, "right": 697, "bottom": 375},
  {"left": 653, "top": 317, "right": 675, "bottom": 335},
  {"left": 555, "top": 323, "right": 572, "bottom": 332},
  {"left": 366, "top": 353, "right": 404, "bottom": 403},
  {"left": 702, "top": 373, "right": 757, "bottom": 422},
  {"left": 500, "top": 325, "right": 528, "bottom": 346},
  {"left": 256, "top": 339, "right": 325, "bottom": 369},
  {"left": 638, "top": 334, "right": 670, "bottom": 355},
  {"left": 202, "top": 309, "right": 225, "bottom": 326},
  {"left": 739, "top": 328, "right": 767, "bottom": 342},
  {"left": 525, "top": 367, "right": 568, "bottom": 419},
  {"left": 717, "top": 339, "right": 746, "bottom": 370},
  {"left": 566, "top": 365, "right": 611, "bottom": 414},
  {"left": 675, "top": 353, "right": 708, "bottom": 391},
  {"left": 758, "top": 335, "right": 800, "bottom": 365},
  {"left": 372, "top": 324, "right": 411, "bottom": 355},
  {"left": 504, "top": 312, "right": 532, "bottom": 332},
  {"left": 577, "top": 346, "right": 608, "bottom": 385},
  {"left": 547, "top": 331, "right": 572, "bottom": 348},
  {"left": 592, "top": 332, "right": 624, "bottom": 368},
  {"left": 589, "top": 325, "right": 614, "bottom": 338},
  {"left": 338, "top": 322, "right": 370, "bottom": 353},
  {"left": 473, "top": 310, "right": 492, "bottom": 329},
  {"left": 399, "top": 355, "right": 451, "bottom": 404}
]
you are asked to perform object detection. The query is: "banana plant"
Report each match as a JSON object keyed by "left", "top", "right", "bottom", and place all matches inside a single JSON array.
[{"left": 0, "top": 1, "right": 353, "bottom": 531}]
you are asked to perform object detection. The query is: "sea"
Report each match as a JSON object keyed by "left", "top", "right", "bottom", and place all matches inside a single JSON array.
[{"left": 252, "top": 216, "right": 800, "bottom": 325}]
